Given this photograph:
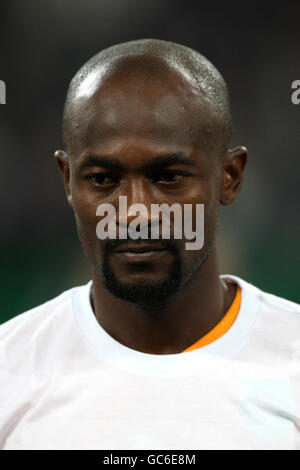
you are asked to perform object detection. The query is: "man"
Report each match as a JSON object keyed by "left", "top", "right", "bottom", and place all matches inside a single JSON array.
[{"left": 0, "top": 39, "right": 299, "bottom": 450}]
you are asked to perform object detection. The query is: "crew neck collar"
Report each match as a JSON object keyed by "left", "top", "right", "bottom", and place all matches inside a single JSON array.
[{"left": 72, "top": 274, "right": 261, "bottom": 376}]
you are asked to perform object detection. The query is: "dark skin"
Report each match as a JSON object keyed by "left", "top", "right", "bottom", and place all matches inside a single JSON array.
[{"left": 55, "top": 58, "right": 247, "bottom": 354}]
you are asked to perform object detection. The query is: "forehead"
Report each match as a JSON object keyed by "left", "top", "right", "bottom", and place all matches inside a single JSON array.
[{"left": 68, "top": 58, "right": 213, "bottom": 158}]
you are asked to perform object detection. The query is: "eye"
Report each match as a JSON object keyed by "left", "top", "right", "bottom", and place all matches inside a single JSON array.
[
  {"left": 87, "top": 173, "right": 118, "bottom": 186},
  {"left": 151, "top": 171, "right": 187, "bottom": 184}
]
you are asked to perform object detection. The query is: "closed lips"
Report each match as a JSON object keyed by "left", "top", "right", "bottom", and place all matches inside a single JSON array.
[{"left": 113, "top": 244, "right": 167, "bottom": 253}]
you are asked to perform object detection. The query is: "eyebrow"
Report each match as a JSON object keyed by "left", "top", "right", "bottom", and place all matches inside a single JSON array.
[
  {"left": 78, "top": 156, "right": 124, "bottom": 172},
  {"left": 78, "top": 152, "right": 197, "bottom": 172},
  {"left": 143, "top": 153, "right": 197, "bottom": 170}
]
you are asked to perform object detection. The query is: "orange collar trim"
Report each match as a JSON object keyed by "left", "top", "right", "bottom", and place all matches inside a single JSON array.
[{"left": 181, "top": 285, "right": 242, "bottom": 352}]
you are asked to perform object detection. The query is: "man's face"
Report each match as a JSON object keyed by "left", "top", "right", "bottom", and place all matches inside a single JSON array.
[{"left": 62, "top": 65, "right": 223, "bottom": 307}]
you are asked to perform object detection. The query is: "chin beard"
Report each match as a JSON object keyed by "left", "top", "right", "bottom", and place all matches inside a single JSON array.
[{"left": 98, "top": 245, "right": 183, "bottom": 309}]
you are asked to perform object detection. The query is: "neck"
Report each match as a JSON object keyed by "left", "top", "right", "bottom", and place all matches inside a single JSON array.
[{"left": 90, "top": 247, "right": 236, "bottom": 355}]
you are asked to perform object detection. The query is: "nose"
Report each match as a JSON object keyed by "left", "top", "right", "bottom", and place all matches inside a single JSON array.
[{"left": 116, "top": 177, "right": 160, "bottom": 232}]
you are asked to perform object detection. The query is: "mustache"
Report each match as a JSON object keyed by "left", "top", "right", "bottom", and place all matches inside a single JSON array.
[{"left": 103, "top": 237, "right": 178, "bottom": 253}]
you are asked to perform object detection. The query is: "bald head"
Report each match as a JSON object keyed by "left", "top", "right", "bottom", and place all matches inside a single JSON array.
[{"left": 62, "top": 39, "right": 232, "bottom": 158}]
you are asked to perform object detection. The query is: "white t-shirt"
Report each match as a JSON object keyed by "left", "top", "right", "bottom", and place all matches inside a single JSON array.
[{"left": 0, "top": 274, "right": 300, "bottom": 450}]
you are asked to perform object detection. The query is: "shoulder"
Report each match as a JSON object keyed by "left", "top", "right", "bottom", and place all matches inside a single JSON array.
[
  {"left": 223, "top": 273, "right": 300, "bottom": 315},
  {"left": 257, "top": 286, "right": 300, "bottom": 341},
  {"left": 243, "top": 276, "right": 300, "bottom": 319},
  {"left": 0, "top": 286, "right": 75, "bottom": 337},
  {"left": 222, "top": 274, "right": 300, "bottom": 347},
  {"left": 260, "top": 289, "right": 300, "bottom": 315},
  {"left": 0, "top": 283, "right": 89, "bottom": 370}
]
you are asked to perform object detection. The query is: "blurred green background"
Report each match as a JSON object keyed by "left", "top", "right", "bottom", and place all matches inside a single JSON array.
[{"left": 0, "top": 0, "right": 299, "bottom": 324}]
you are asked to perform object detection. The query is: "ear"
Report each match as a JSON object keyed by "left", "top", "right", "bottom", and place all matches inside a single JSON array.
[
  {"left": 54, "top": 150, "right": 73, "bottom": 208},
  {"left": 219, "top": 146, "right": 248, "bottom": 205}
]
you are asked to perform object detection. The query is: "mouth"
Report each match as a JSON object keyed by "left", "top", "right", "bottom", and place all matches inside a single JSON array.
[{"left": 111, "top": 242, "right": 170, "bottom": 262}]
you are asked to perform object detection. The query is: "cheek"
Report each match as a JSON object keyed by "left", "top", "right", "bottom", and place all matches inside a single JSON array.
[
  {"left": 71, "top": 181, "right": 101, "bottom": 226},
  {"left": 181, "top": 180, "right": 219, "bottom": 256},
  {"left": 185, "top": 179, "right": 219, "bottom": 230},
  {"left": 71, "top": 188, "right": 104, "bottom": 256}
]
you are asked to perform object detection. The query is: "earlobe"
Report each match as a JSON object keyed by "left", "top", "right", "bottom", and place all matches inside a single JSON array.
[
  {"left": 54, "top": 150, "right": 73, "bottom": 208},
  {"left": 67, "top": 193, "right": 74, "bottom": 208},
  {"left": 219, "top": 146, "right": 248, "bottom": 205}
]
